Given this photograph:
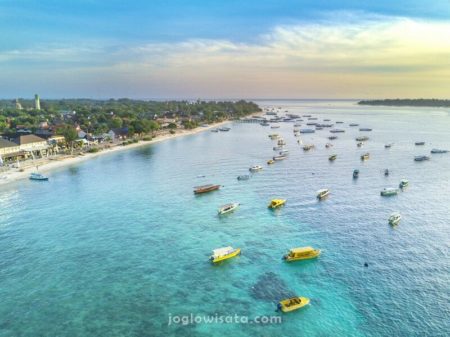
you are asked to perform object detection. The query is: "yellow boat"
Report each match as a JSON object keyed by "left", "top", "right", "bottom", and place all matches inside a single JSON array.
[
  {"left": 268, "top": 199, "right": 286, "bottom": 209},
  {"left": 210, "top": 246, "right": 241, "bottom": 263},
  {"left": 283, "top": 246, "right": 321, "bottom": 262},
  {"left": 277, "top": 297, "right": 310, "bottom": 312},
  {"left": 267, "top": 159, "right": 275, "bottom": 165}
]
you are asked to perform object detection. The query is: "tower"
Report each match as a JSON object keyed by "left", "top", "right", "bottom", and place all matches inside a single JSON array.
[
  {"left": 15, "top": 98, "right": 23, "bottom": 110},
  {"left": 34, "top": 94, "right": 41, "bottom": 110}
]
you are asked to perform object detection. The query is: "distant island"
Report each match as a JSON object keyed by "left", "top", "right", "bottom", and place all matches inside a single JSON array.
[{"left": 358, "top": 99, "right": 450, "bottom": 107}]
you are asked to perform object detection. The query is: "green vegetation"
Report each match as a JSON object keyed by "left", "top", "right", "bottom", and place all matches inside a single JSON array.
[
  {"left": 358, "top": 99, "right": 450, "bottom": 107},
  {"left": 0, "top": 98, "right": 261, "bottom": 136},
  {"left": 87, "top": 147, "right": 100, "bottom": 153}
]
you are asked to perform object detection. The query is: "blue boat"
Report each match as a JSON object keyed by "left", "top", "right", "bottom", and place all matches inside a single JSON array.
[{"left": 29, "top": 173, "right": 49, "bottom": 181}]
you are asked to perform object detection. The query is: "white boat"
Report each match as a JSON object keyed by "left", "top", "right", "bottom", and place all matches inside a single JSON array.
[
  {"left": 389, "top": 213, "right": 402, "bottom": 226},
  {"left": 431, "top": 149, "right": 448, "bottom": 154},
  {"left": 317, "top": 189, "right": 330, "bottom": 200},
  {"left": 219, "top": 127, "right": 231, "bottom": 132},
  {"left": 218, "top": 203, "right": 240, "bottom": 215},
  {"left": 380, "top": 188, "right": 398, "bottom": 196},
  {"left": 249, "top": 165, "right": 263, "bottom": 172},
  {"left": 399, "top": 179, "right": 409, "bottom": 188},
  {"left": 279, "top": 150, "right": 289, "bottom": 155},
  {"left": 271, "top": 125, "right": 280, "bottom": 129},
  {"left": 29, "top": 173, "right": 49, "bottom": 181},
  {"left": 273, "top": 155, "right": 287, "bottom": 161}
]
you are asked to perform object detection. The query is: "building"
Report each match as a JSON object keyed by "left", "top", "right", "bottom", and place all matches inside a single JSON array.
[
  {"left": 108, "top": 128, "right": 129, "bottom": 140},
  {"left": 15, "top": 98, "right": 23, "bottom": 110},
  {"left": 35, "top": 94, "right": 41, "bottom": 110},
  {"left": 0, "top": 138, "right": 24, "bottom": 163},
  {"left": 13, "top": 134, "right": 48, "bottom": 153}
]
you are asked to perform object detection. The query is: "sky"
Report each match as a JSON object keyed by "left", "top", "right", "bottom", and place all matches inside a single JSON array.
[{"left": 0, "top": 0, "right": 449, "bottom": 99}]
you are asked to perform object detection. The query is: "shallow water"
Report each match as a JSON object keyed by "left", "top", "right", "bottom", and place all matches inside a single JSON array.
[{"left": 0, "top": 100, "right": 449, "bottom": 336}]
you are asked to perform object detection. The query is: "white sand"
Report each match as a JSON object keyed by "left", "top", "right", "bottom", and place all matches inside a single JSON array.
[{"left": 0, "top": 120, "right": 236, "bottom": 186}]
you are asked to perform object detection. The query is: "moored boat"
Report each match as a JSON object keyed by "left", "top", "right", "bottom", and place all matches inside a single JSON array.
[
  {"left": 385, "top": 143, "right": 393, "bottom": 148},
  {"left": 431, "top": 149, "right": 448, "bottom": 154},
  {"left": 218, "top": 203, "right": 240, "bottom": 215},
  {"left": 299, "top": 129, "right": 315, "bottom": 134},
  {"left": 237, "top": 175, "right": 250, "bottom": 181},
  {"left": 399, "top": 179, "right": 409, "bottom": 188},
  {"left": 330, "top": 129, "right": 345, "bottom": 133},
  {"left": 29, "top": 173, "right": 49, "bottom": 181},
  {"left": 268, "top": 199, "right": 286, "bottom": 209},
  {"left": 267, "top": 159, "right": 275, "bottom": 165},
  {"left": 356, "top": 136, "right": 369, "bottom": 141},
  {"left": 317, "top": 189, "right": 330, "bottom": 200},
  {"left": 353, "top": 169, "right": 359, "bottom": 179},
  {"left": 384, "top": 169, "right": 389, "bottom": 176},
  {"left": 194, "top": 184, "right": 221, "bottom": 194},
  {"left": 415, "top": 141, "right": 425, "bottom": 146},
  {"left": 414, "top": 155, "right": 430, "bottom": 161},
  {"left": 357, "top": 142, "right": 363, "bottom": 147},
  {"left": 249, "top": 165, "right": 263, "bottom": 172},
  {"left": 361, "top": 153, "right": 370, "bottom": 160},
  {"left": 273, "top": 155, "right": 287, "bottom": 161},
  {"left": 219, "top": 127, "right": 231, "bottom": 132},
  {"left": 277, "top": 297, "right": 310, "bottom": 313},
  {"left": 210, "top": 246, "right": 241, "bottom": 263},
  {"left": 380, "top": 188, "right": 398, "bottom": 196},
  {"left": 283, "top": 246, "right": 321, "bottom": 262},
  {"left": 389, "top": 213, "right": 402, "bottom": 226},
  {"left": 328, "top": 136, "right": 338, "bottom": 140},
  {"left": 359, "top": 128, "right": 372, "bottom": 131},
  {"left": 329, "top": 154, "right": 337, "bottom": 161},
  {"left": 210, "top": 128, "right": 219, "bottom": 132},
  {"left": 268, "top": 134, "right": 279, "bottom": 139},
  {"left": 303, "top": 144, "right": 315, "bottom": 151},
  {"left": 325, "top": 143, "right": 333, "bottom": 148},
  {"left": 349, "top": 123, "right": 359, "bottom": 126}
]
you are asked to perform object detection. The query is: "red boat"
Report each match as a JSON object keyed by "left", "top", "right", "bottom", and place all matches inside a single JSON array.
[{"left": 194, "top": 184, "right": 221, "bottom": 194}]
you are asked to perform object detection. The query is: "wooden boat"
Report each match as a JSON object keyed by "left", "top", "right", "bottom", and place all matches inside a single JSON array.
[
  {"left": 283, "top": 246, "right": 321, "bottom": 262},
  {"left": 210, "top": 246, "right": 241, "bottom": 263},
  {"left": 389, "top": 213, "right": 402, "bottom": 226},
  {"left": 267, "top": 159, "right": 275, "bottom": 165},
  {"left": 317, "top": 189, "right": 330, "bottom": 200},
  {"left": 361, "top": 153, "right": 370, "bottom": 161},
  {"left": 194, "top": 184, "right": 221, "bottom": 194},
  {"left": 329, "top": 154, "right": 337, "bottom": 161},
  {"left": 29, "top": 173, "right": 49, "bottom": 181},
  {"left": 268, "top": 199, "right": 286, "bottom": 209},
  {"left": 277, "top": 297, "right": 310, "bottom": 313},
  {"left": 218, "top": 203, "right": 239, "bottom": 215}
]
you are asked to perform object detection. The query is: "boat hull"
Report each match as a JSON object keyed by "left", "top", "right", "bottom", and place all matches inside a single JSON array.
[
  {"left": 278, "top": 297, "right": 310, "bottom": 313},
  {"left": 284, "top": 250, "right": 321, "bottom": 261},
  {"left": 211, "top": 248, "right": 241, "bottom": 263}
]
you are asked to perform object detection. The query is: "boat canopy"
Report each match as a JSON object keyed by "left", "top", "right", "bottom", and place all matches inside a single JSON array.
[
  {"left": 289, "top": 247, "right": 314, "bottom": 254},
  {"left": 212, "top": 247, "right": 233, "bottom": 256},
  {"left": 317, "top": 189, "right": 329, "bottom": 194}
]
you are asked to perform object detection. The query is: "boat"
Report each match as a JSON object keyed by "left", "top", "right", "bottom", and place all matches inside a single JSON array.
[
  {"left": 277, "top": 139, "right": 287, "bottom": 145},
  {"left": 317, "top": 189, "right": 330, "bottom": 200},
  {"left": 399, "top": 179, "right": 409, "bottom": 188},
  {"left": 267, "top": 159, "right": 275, "bottom": 165},
  {"left": 283, "top": 246, "right": 321, "bottom": 262},
  {"left": 315, "top": 127, "right": 323, "bottom": 130},
  {"left": 324, "top": 119, "right": 331, "bottom": 121},
  {"left": 308, "top": 117, "right": 318, "bottom": 120},
  {"left": 299, "top": 129, "right": 315, "bottom": 134},
  {"left": 349, "top": 123, "right": 359, "bottom": 126},
  {"left": 271, "top": 125, "right": 280, "bottom": 129},
  {"left": 415, "top": 141, "right": 425, "bottom": 146},
  {"left": 306, "top": 122, "right": 318, "bottom": 126},
  {"left": 414, "top": 155, "right": 430, "bottom": 161},
  {"left": 431, "top": 149, "right": 448, "bottom": 154},
  {"left": 277, "top": 297, "right": 310, "bottom": 313},
  {"left": 361, "top": 153, "right": 370, "bottom": 160},
  {"left": 357, "top": 142, "right": 363, "bottom": 147},
  {"left": 29, "top": 173, "right": 49, "bottom": 181},
  {"left": 328, "top": 136, "right": 338, "bottom": 140},
  {"left": 359, "top": 128, "right": 372, "bottom": 131},
  {"left": 356, "top": 136, "right": 369, "bottom": 141},
  {"left": 273, "top": 146, "right": 283, "bottom": 151},
  {"left": 273, "top": 155, "right": 287, "bottom": 161},
  {"left": 210, "top": 128, "right": 219, "bottom": 132},
  {"left": 279, "top": 150, "right": 289, "bottom": 155},
  {"left": 268, "top": 134, "right": 279, "bottom": 139},
  {"left": 218, "top": 203, "right": 240, "bottom": 215},
  {"left": 330, "top": 129, "right": 345, "bottom": 133},
  {"left": 210, "top": 246, "right": 241, "bottom": 263},
  {"left": 194, "top": 184, "right": 221, "bottom": 194},
  {"left": 219, "top": 127, "right": 231, "bottom": 132},
  {"left": 353, "top": 169, "right": 359, "bottom": 179},
  {"left": 385, "top": 143, "right": 393, "bottom": 148},
  {"left": 303, "top": 114, "right": 312, "bottom": 117},
  {"left": 249, "top": 165, "right": 263, "bottom": 172},
  {"left": 237, "top": 175, "right": 250, "bottom": 181},
  {"left": 329, "top": 154, "right": 337, "bottom": 161},
  {"left": 325, "top": 143, "right": 333, "bottom": 148},
  {"left": 389, "top": 213, "right": 402, "bottom": 226},
  {"left": 294, "top": 123, "right": 302, "bottom": 127},
  {"left": 303, "top": 144, "right": 315, "bottom": 151},
  {"left": 380, "top": 188, "right": 398, "bottom": 196},
  {"left": 384, "top": 169, "right": 389, "bottom": 176},
  {"left": 268, "top": 199, "right": 286, "bottom": 209},
  {"left": 260, "top": 122, "right": 270, "bottom": 126}
]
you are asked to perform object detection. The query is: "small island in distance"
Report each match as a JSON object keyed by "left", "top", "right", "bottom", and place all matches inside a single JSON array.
[{"left": 358, "top": 99, "right": 450, "bottom": 107}]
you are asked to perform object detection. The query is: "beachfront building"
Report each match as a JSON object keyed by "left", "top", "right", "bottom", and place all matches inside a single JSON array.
[
  {"left": 0, "top": 138, "right": 25, "bottom": 163},
  {"left": 13, "top": 134, "right": 49, "bottom": 158},
  {"left": 108, "top": 128, "right": 129, "bottom": 140}
]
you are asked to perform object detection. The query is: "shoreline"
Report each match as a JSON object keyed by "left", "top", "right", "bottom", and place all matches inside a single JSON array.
[{"left": 0, "top": 119, "right": 238, "bottom": 187}]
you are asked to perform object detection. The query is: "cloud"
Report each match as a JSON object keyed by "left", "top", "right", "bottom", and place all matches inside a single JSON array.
[{"left": 1, "top": 13, "right": 450, "bottom": 98}]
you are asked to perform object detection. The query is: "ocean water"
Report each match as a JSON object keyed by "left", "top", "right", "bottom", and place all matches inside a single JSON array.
[{"left": 0, "top": 100, "right": 449, "bottom": 337}]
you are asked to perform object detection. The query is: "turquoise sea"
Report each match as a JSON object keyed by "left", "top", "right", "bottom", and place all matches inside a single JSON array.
[{"left": 0, "top": 100, "right": 449, "bottom": 337}]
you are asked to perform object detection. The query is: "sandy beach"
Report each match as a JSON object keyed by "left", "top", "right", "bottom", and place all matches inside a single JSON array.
[{"left": 0, "top": 120, "right": 236, "bottom": 187}]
